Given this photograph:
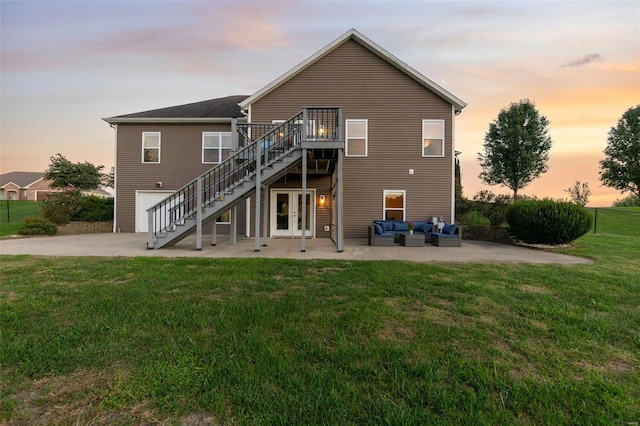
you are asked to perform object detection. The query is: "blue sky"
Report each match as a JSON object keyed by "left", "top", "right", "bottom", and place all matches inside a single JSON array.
[{"left": 1, "top": 0, "right": 638, "bottom": 205}]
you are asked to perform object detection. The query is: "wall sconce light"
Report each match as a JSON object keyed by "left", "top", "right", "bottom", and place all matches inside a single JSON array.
[
  {"left": 156, "top": 182, "right": 163, "bottom": 188},
  {"left": 319, "top": 194, "right": 326, "bottom": 207},
  {"left": 318, "top": 125, "right": 325, "bottom": 136}
]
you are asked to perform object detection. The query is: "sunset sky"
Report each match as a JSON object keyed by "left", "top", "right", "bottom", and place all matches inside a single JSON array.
[{"left": 1, "top": 0, "right": 638, "bottom": 206}]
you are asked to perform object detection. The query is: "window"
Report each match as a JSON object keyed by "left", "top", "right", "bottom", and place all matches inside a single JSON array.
[
  {"left": 142, "top": 132, "right": 160, "bottom": 163},
  {"left": 346, "top": 119, "right": 368, "bottom": 156},
  {"left": 422, "top": 120, "right": 444, "bottom": 157},
  {"left": 383, "top": 190, "right": 405, "bottom": 221},
  {"left": 216, "top": 210, "right": 231, "bottom": 224},
  {"left": 203, "top": 132, "right": 232, "bottom": 164}
]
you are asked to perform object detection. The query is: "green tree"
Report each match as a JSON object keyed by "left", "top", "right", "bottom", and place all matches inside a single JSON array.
[
  {"left": 44, "top": 153, "right": 106, "bottom": 190},
  {"left": 599, "top": 105, "right": 640, "bottom": 198},
  {"left": 478, "top": 99, "right": 552, "bottom": 199}
]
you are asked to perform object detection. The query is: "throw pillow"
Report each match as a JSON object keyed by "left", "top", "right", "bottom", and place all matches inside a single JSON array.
[
  {"left": 374, "top": 223, "right": 383, "bottom": 235},
  {"left": 394, "top": 222, "right": 409, "bottom": 232}
]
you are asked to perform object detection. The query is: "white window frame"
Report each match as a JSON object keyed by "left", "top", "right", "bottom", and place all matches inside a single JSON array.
[
  {"left": 202, "top": 132, "right": 232, "bottom": 164},
  {"left": 422, "top": 119, "right": 445, "bottom": 157},
  {"left": 345, "top": 119, "right": 368, "bottom": 157},
  {"left": 383, "top": 189, "right": 406, "bottom": 221},
  {"left": 142, "top": 132, "right": 161, "bottom": 163}
]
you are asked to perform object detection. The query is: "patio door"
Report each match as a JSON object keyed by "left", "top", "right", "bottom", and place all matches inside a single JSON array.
[{"left": 270, "top": 189, "right": 315, "bottom": 237}]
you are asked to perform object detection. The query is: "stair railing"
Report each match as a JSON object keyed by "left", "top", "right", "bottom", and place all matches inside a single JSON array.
[{"left": 146, "top": 107, "right": 342, "bottom": 248}]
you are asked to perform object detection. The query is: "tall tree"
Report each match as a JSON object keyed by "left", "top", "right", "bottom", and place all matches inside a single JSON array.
[
  {"left": 599, "top": 105, "right": 640, "bottom": 198},
  {"left": 478, "top": 99, "right": 552, "bottom": 199},
  {"left": 44, "top": 153, "right": 105, "bottom": 190}
]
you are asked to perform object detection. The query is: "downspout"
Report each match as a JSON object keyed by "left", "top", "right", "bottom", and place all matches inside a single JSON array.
[
  {"left": 110, "top": 123, "right": 118, "bottom": 233},
  {"left": 451, "top": 106, "right": 456, "bottom": 224}
]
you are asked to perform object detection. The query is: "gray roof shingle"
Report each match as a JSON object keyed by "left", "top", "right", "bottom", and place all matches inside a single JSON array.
[
  {"left": 111, "top": 95, "right": 249, "bottom": 119},
  {"left": 0, "top": 172, "right": 45, "bottom": 188}
]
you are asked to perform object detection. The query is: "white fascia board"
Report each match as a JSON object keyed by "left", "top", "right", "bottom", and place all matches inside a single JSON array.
[
  {"left": 240, "top": 28, "right": 467, "bottom": 112},
  {"left": 101, "top": 117, "right": 247, "bottom": 124}
]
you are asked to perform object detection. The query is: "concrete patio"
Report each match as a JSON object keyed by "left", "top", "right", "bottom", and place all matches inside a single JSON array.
[{"left": 0, "top": 233, "right": 591, "bottom": 264}]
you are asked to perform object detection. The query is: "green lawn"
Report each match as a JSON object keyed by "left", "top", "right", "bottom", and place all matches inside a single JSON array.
[
  {"left": 0, "top": 201, "right": 42, "bottom": 236},
  {"left": 589, "top": 206, "right": 640, "bottom": 237},
  {"left": 1, "top": 235, "right": 639, "bottom": 424}
]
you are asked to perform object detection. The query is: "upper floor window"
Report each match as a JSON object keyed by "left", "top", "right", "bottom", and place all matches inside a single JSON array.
[
  {"left": 346, "top": 119, "right": 368, "bottom": 156},
  {"left": 422, "top": 120, "right": 444, "bottom": 157},
  {"left": 142, "top": 132, "right": 160, "bottom": 163},
  {"left": 383, "top": 190, "right": 405, "bottom": 221},
  {"left": 203, "top": 132, "right": 232, "bottom": 164}
]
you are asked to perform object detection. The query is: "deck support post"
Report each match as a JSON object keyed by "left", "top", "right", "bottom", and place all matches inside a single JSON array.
[
  {"left": 301, "top": 148, "right": 307, "bottom": 252},
  {"left": 230, "top": 205, "right": 237, "bottom": 245},
  {"left": 196, "top": 177, "right": 203, "bottom": 250},
  {"left": 211, "top": 219, "right": 217, "bottom": 246},
  {"left": 254, "top": 143, "right": 261, "bottom": 252},
  {"left": 262, "top": 185, "right": 268, "bottom": 246},
  {"left": 336, "top": 148, "right": 344, "bottom": 252},
  {"left": 147, "top": 210, "right": 154, "bottom": 249}
]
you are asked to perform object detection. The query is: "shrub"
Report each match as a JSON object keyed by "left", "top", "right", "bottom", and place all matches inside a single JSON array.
[
  {"left": 41, "top": 191, "right": 113, "bottom": 224},
  {"left": 41, "top": 190, "right": 81, "bottom": 225},
  {"left": 505, "top": 199, "right": 592, "bottom": 245},
  {"left": 18, "top": 216, "right": 57, "bottom": 236},
  {"left": 72, "top": 195, "right": 113, "bottom": 221},
  {"left": 472, "top": 190, "right": 512, "bottom": 226},
  {"left": 612, "top": 194, "right": 640, "bottom": 207},
  {"left": 455, "top": 196, "right": 475, "bottom": 221}
]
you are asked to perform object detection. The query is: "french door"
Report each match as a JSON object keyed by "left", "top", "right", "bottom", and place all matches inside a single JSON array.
[{"left": 270, "top": 189, "right": 315, "bottom": 237}]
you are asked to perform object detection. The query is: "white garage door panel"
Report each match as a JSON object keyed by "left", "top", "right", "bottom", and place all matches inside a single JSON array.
[{"left": 136, "top": 191, "right": 176, "bottom": 233}]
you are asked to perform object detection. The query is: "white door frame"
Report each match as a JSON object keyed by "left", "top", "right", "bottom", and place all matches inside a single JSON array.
[{"left": 270, "top": 188, "right": 316, "bottom": 237}]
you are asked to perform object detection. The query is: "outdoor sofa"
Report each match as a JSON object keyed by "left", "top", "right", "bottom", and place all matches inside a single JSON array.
[
  {"left": 368, "top": 220, "right": 433, "bottom": 246},
  {"left": 368, "top": 220, "right": 461, "bottom": 247}
]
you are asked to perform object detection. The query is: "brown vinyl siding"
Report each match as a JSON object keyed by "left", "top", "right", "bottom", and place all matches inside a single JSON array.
[
  {"left": 115, "top": 123, "right": 233, "bottom": 232},
  {"left": 251, "top": 39, "right": 454, "bottom": 238}
]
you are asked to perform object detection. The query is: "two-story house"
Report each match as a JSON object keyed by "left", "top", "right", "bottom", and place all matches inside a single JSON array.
[{"left": 104, "top": 29, "right": 466, "bottom": 251}]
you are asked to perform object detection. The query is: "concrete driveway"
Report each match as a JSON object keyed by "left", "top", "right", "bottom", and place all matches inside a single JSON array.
[{"left": 0, "top": 233, "right": 591, "bottom": 264}]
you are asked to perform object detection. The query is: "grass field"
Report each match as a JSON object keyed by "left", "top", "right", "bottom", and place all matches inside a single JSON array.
[
  {"left": 1, "top": 230, "right": 639, "bottom": 424},
  {"left": 0, "top": 201, "right": 42, "bottom": 236},
  {"left": 589, "top": 207, "right": 640, "bottom": 237}
]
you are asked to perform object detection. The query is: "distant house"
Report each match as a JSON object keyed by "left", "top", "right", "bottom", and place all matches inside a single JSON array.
[
  {"left": 0, "top": 171, "right": 112, "bottom": 201},
  {"left": 104, "top": 29, "right": 467, "bottom": 250},
  {"left": 0, "top": 172, "right": 57, "bottom": 201}
]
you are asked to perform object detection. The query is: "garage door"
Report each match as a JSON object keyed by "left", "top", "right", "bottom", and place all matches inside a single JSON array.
[{"left": 136, "top": 191, "right": 176, "bottom": 233}]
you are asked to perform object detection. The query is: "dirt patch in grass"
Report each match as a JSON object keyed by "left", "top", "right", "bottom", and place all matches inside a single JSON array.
[
  {"left": 1, "top": 290, "right": 18, "bottom": 302},
  {"left": 519, "top": 284, "right": 552, "bottom": 294},
  {"left": 306, "top": 266, "right": 348, "bottom": 275},
  {"left": 4, "top": 368, "right": 170, "bottom": 425},
  {"left": 376, "top": 319, "right": 415, "bottom": 342}
]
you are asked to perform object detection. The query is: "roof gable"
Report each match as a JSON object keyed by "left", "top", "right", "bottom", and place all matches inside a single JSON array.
[
  {"left": 240, "top": 29, "right": 466, "bottom": 112},
  {"left": 0, "top": 172, "right": 45, "bottom": 188}
]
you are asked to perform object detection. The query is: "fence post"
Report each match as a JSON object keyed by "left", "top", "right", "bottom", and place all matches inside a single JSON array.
[{"left": 594, "top": 208, "right": 597, "bottom": 234}]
